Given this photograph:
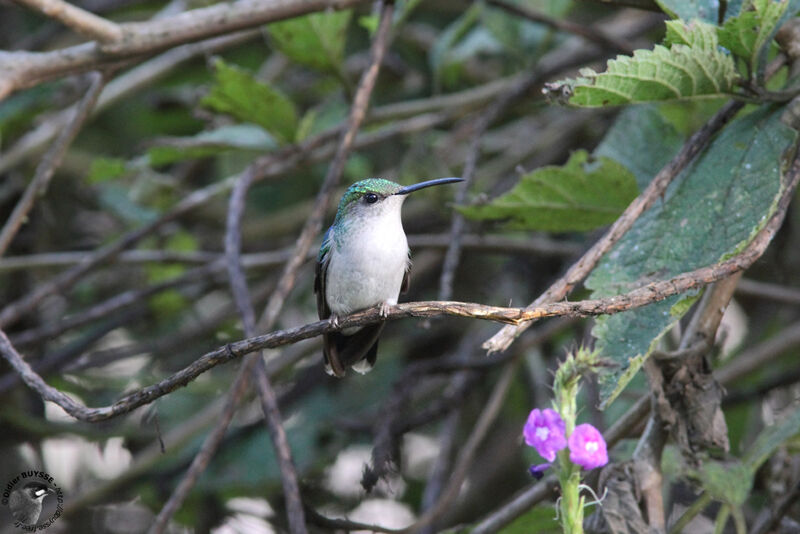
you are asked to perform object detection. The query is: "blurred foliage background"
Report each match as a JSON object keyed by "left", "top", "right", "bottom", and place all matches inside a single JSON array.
[{"left": 2, "top": 0, "right": 800, "bottom": 532}]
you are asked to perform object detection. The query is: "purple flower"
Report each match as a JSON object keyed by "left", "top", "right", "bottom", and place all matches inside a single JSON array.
[
  {"left": 523, "top": 408, "right": 567, "bottom": 462},
  {"left": 568, "top": 424, "right": 608, "bottom": 470},
  {"left": 528, "top": 463, "right": 551, "bottom": 480}
]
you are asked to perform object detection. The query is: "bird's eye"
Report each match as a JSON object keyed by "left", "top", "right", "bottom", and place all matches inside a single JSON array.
[{"left": 364, "top": 193, "right": 379, "bottom": 204}]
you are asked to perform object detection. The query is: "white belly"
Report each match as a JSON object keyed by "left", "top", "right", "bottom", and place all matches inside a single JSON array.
[{"left": 325, "top": 222, "right": 409, "bottom": 316}]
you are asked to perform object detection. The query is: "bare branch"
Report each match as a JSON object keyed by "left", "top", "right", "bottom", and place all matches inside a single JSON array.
[
  {"left": 0, "top": 0, "right": 370, "bottom": 101},
  {"left": 483, "top": 99, "right": 746, "bottom": 354},
  {"left": 12, "top": 0, "right": 123, "bottom": 42},
  {"left": 485, "top": 0, "right": 635, "bottom": 54},
  {"left": 0, "top": 71, "right": 107, "bottom": 258},
  {"left": 0, "top": 233, "right": 580, "bottom": 272}
]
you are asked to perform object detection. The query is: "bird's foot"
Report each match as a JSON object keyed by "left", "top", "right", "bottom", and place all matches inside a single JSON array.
[
  {"left": 379, "top": 302, "right": 393, "bottom": 318},
  {"left": 328, "top": 314, "right": 341, "bottom": 328}
]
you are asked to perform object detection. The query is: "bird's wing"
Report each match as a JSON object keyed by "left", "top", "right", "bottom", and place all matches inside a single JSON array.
[
  {"left": 315, "top": 227, "right": 346, "bottom": 377},
  {"left": 400, "top": 270, "right": 410, "bottom": 294},
  {"left": 314, "top": 226, "right": 333, "bottom": 320}
]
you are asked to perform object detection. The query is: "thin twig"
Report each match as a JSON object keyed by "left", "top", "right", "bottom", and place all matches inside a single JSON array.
[
  {"left": 486, "top": 0, "right": 634, "bottom": 54},
  {"left": 735, "top": 277, "right": 800, "bottom": 304},
  {"left": 0, "top": 233, "right": 580, "bottom": 271},
  {"left": 0, "top": 71, "right": 106, "bottom": 258},
  {"left": 12, "top": 0, "right": 123, "bottom": 42},
  {"left": 483, "top": 99, "right": 746, "bottom": 354}
]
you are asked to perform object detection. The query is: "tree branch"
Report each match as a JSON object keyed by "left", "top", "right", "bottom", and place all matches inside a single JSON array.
[
  {"left": 485, "top": 0, "right": 635, "bottom": 54},
  {"left": 0, "top": 71, "right": 107, "bottom": 258},
  {"left": 0, "top": 0, "right": 370, "bottom": 101},
  {"left": 12, "top": 0, "right": 123, "bottom": 42}
]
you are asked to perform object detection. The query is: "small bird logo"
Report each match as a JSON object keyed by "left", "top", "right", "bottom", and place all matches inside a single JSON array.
[
  {"left": 9, "top": 482, "right": 53, "bottom": 525},
  {"left": 315, "top": 177, "right": 462, "bottom": 377}
]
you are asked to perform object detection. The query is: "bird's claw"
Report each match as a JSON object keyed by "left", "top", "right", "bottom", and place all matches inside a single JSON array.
[
  {"left": 379, "top": 302, "right": 392, "bottom": 318},
  {"left": 328, "top": 314, "right": 340, "bottom": 328}
]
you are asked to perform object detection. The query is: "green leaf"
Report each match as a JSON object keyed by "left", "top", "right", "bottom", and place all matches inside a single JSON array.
[
  {"left": 268, "top": 10, "right": 351, "bottom": 73},
  {"left": 718, "top": 0, "right": 800, "bottom": 78},
  {"left": 87, "top": 157, "right": 128, "bottom": 184},
  {"left": 147, "top": 124, "right": 276, "bottom": 167},
  {"left": 655, "top": 0, "right": 720, "bottom": 21},
  {"left": 548, "top": 21, "right": 738, "bottom": 107},
  {"left": 589, "top": 105, "right": 797, "bottom": 407},
  {"left": 594, "top": 105, "right": 686, "bottom": 190},
  {"left": 201, "top": 60, "right": 297, "bottom": 144},
  {"left": 744, "top": 404, "right": 800, "bottom": 470},
  {"left": 458, "top": 150, "right": 639, "bottom": 232}
]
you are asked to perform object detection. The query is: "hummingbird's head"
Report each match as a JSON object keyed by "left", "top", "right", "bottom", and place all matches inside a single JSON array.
[{"left": 333, "top": 177, "right": 463, "bottom": 225}]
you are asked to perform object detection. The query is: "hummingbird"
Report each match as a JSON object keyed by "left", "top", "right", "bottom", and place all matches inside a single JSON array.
[{"left": 315, "top": 177, "right": 463, "bottom": 377}]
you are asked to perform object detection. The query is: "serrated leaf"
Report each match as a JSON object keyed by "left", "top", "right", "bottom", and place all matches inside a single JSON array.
[
  {"left": 655, "top": 0, "right": 720, "bottom": 21},
  {"left": 458, "top": 150, "right": 639, "bottom": 232},
  {"left": 268, "top": 10, "right": 351, "bottom": 73},
  {"left": 201, "top": 60, "right": 297, "bottom": 144},
  {"left": 148, "top": 124, "right": 276, "bottom": 166},
  {"left": 549, "top": 21, "right": 738, "bottom": 107},
  {"left": 594, "top": 105, "right": 686, "bottom": 189},
  {"left": 718, "top": 0, "right": 800, "bottom": 78},
  {"left": 589, "top": 105, "right": 797, "bottom": 408}
]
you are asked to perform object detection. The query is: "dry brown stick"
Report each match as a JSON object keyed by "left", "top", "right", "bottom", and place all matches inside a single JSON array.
[
  {"left": 0, "top": 0, "right": 370, "bottom": 101},
  {"left": 11, "top": 0, "right": 123, "bottom": 42},
  {"left": 228, "top": 168, "right": 307, "bottom": 532},
  {"left": 483, "top": 99, "right": 746, "bottom": 354},
  {"left": 486, "top": 0, "right": 634, "bottom": 54},
  {"left": 0, "top": 71, "right": 106, "bottom": 258}
]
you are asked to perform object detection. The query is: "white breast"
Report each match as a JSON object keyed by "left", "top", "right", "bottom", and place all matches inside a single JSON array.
[{"left": 325, "top": 196, "right": 410, "bottom": 316}]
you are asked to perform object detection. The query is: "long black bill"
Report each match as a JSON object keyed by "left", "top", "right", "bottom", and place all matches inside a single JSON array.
[{"left": 396, "top": 177, "right": 463, "bottom": 195}]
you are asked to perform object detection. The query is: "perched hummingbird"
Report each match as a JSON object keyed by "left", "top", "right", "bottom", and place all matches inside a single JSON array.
[{"left": 315, "top": 177, "right": 463, "bottom": 377}]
